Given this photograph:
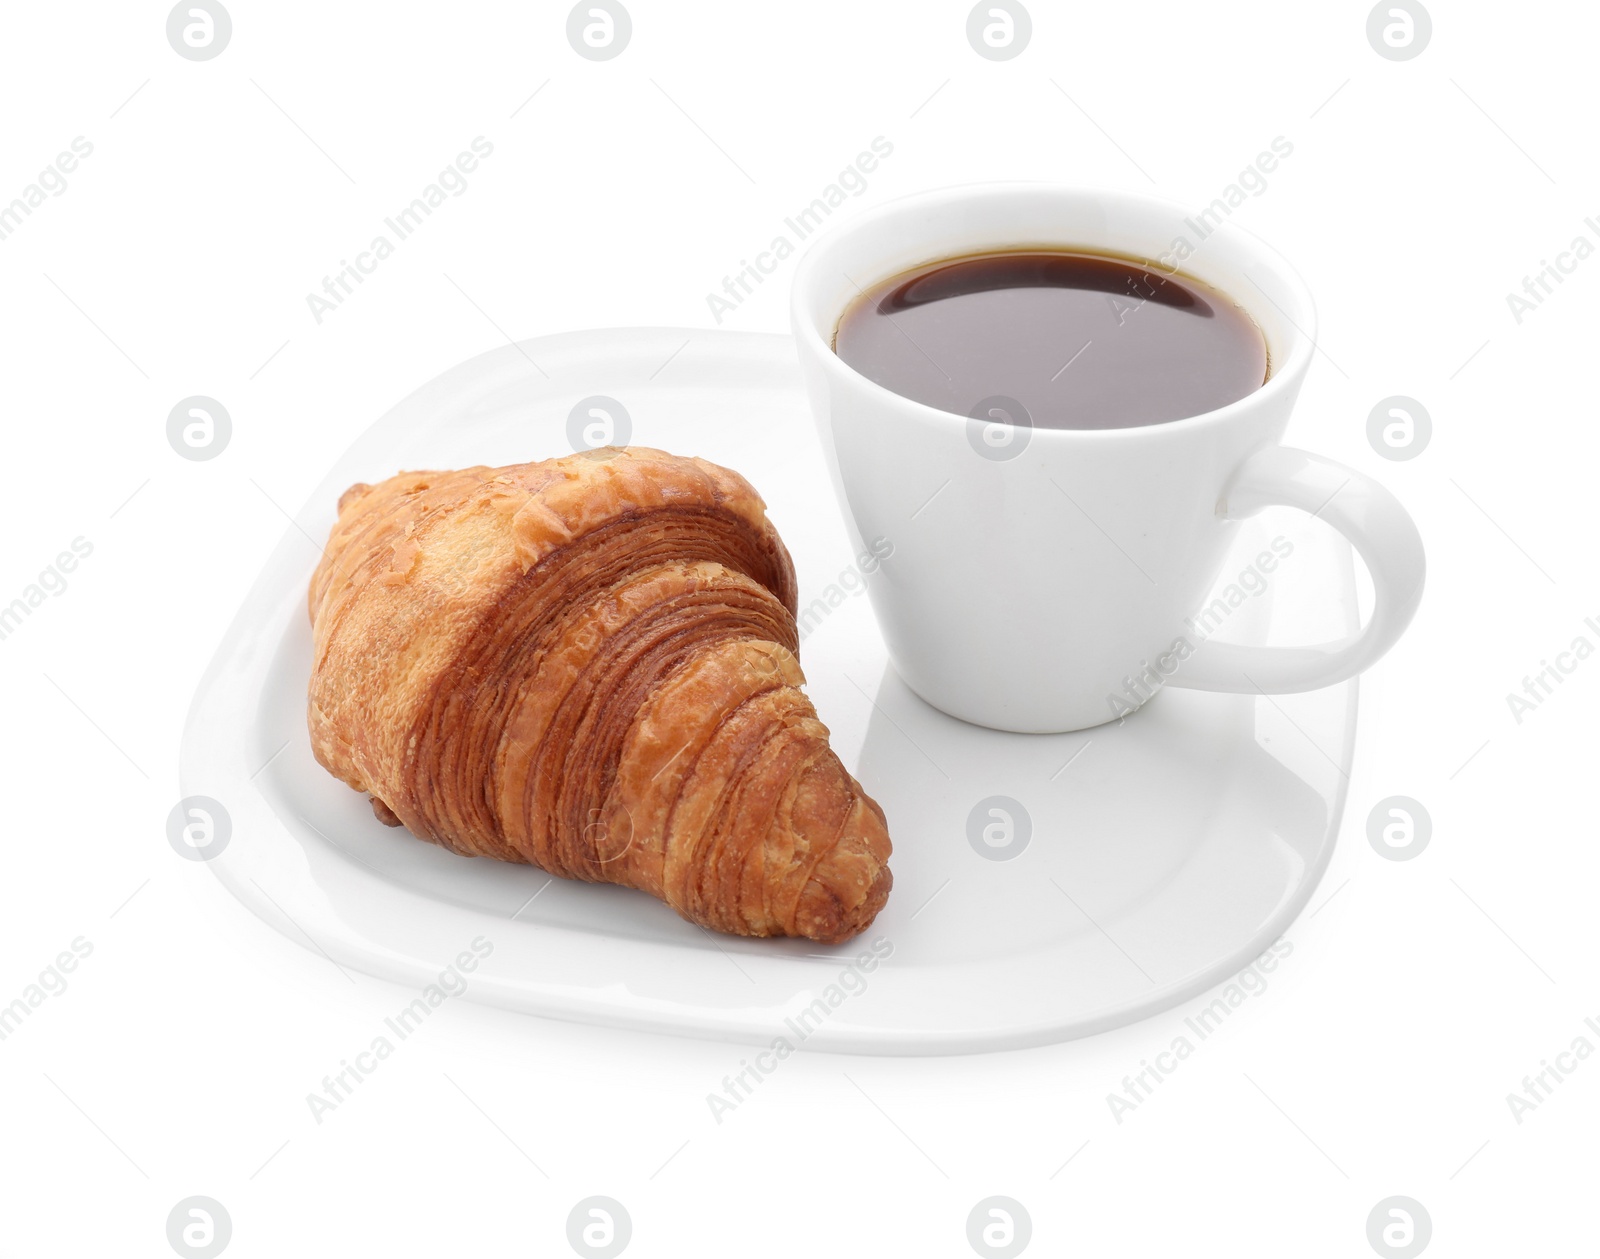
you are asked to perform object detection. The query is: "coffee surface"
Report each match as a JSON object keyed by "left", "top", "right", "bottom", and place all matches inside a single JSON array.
[{"left": 833, "top": 250, "right": 1268, "bottom": 430}]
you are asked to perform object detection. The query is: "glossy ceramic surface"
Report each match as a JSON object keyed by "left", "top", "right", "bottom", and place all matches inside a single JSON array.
[
  {"left": 792, "top": 183, "right": 1421, "bottom": 731},
  {"left": 181, "top": 328, "right": 1357, "bottom": 1053}
]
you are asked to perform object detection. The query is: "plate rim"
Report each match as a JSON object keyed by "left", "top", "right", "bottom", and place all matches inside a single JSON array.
[{"left": 181, "top": 325, "right": 1357, "bottom": 1056}]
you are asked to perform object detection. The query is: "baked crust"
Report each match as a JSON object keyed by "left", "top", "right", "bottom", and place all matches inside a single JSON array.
[{"left": 307, "top": 447, "right": 892, "bottom": 943}]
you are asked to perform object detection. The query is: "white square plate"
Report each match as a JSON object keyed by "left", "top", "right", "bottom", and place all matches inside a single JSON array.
[{"left": 181, "top": 328, "right": 1356, "bottom": 1054}]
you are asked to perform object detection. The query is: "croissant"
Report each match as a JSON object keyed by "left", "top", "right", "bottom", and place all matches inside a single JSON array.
[{"left": 305, "top": 447, "right": 892, "bottom": 943}]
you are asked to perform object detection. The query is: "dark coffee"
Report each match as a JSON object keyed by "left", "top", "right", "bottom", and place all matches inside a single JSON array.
[{"left": 833, "top": 250, "right": 1267, "bottom": 430}]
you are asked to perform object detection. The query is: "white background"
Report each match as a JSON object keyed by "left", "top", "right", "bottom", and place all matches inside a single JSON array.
[{"left": 1, "top": 1, "right": 1594, "bottom": 1255}]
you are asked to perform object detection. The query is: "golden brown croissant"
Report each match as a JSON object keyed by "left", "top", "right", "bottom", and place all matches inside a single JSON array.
[{"left": 305, "top": 447, "right": 892, "bottom": 943}]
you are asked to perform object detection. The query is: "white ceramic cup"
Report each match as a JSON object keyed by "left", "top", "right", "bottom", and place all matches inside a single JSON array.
[{"left": 791, "top": 183, "right": 1425, "bottom": 733}]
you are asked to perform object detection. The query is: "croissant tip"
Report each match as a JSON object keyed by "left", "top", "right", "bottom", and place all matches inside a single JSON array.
[
  {"left": 797, "top": 864, "right": 894, "bottom": 946},
  {"left": 370, "top": 796, "right": 403, "bottom": 827}
]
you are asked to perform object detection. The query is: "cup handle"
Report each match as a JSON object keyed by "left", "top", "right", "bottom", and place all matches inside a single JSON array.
[{"left": 1166, "top": 445, "right": 1425, "bottom": 694}]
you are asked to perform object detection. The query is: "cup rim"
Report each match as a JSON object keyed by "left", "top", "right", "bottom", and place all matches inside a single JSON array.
[{"left": 790, "top": 180, "right": 1320, "bottom": 440}]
